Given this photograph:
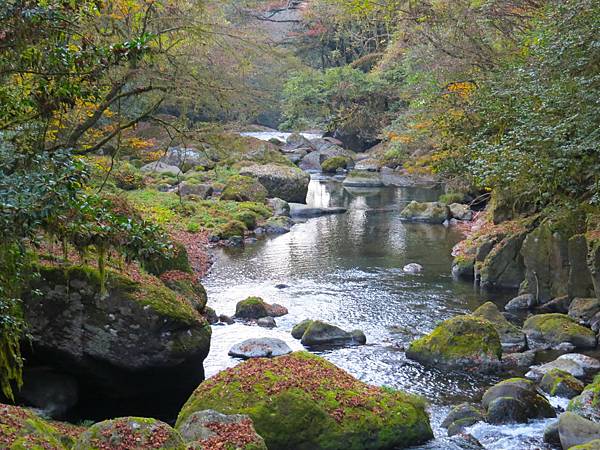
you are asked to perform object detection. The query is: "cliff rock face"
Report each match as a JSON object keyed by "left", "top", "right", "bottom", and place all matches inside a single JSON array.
[{"left": 21, "top": 264, "right": 211, "bottom": 420}]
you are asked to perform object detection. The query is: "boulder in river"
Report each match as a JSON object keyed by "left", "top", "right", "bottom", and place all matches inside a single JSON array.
[
  {"left": 568, "top": 375, "right": 600, "bottom": 422},
  {"left": 22, "top": 264, "right": 211, "bottom": 420},
  {"left": 257, "top": 316, "right": 277, "bottom": 328},
  {"left": 289, "top": 203, "right": 347, "bottom": 218},
  {"left": 267, "top": 197, "right": 290, "bottom": 217},
  {"left": 569, "top": 297, "right": 600, "bottom": 326},
  {"left": 285, "top": 132, "right": 314, "bottom": 151},
  {"left": 406, "top": 315, "right": 502, "bottom": 372},
  {"left": 263, "top": 216, "right": 294, "bottom": 234},
  {"left": 234, "top": 297, "right": 288, "bottom": 320},
  {"left": 472, "top": 302, "right": 526, "bottom": 353},
  {"left": 505, "top": 293, "right": 536, "bottom": 311},
  {"left": 321, "top": 156, "right": 353, "bottom": 173},
  {"left": 298, "top": 151, "right": 322, "bottom": 171},
  {"left": 441, "top": 403, "right": 485, "bottom": 437},
  {"left": 342, "top": 170, "right": 384, "bottom": 187},
  {"left": 239, "top": 163, "right": 310, "bottom": 203},
  {"left": 177, "top": 409, "right": 267, "bottom": 450},
  {"left": 540, "top": 368, "right": 585, "bottom": 398},
  {"left": 523, "top": 313, "right": 596, "bottom": 350},
  {"left": 526, "top": 353, "right": 600, "bottom": 382},
  {"left": 559, "top": 412, "right": 600, "bottom": 450},
  {"left": 449, "top": 203, "right": 473, "bottom": 221},
  {"left": 176, "top": 352, "right": 433, "bottom": 450},
  {"left": 73, "top": 417, "right": 185, "bottom": 450},
  {"left": 228, "top": 338, "right": 292, "bottom": 359},
  {"left": 221, "top": 175, "right": 268, "bottom": 203},
  {"left": 296, "top": 320, "right": 366, "bottom": 347},
  {"left": 403, "top": 263, "right": 423, "bottom": 274},
  {"left": 291, "top": 319, "right": 313, "bottom": 339},
  {"left": 400, "top": 201, "right": 450, "bottom": 224},
  {"left": 481, "top": 378, "right": 555, "bottom": 424}
]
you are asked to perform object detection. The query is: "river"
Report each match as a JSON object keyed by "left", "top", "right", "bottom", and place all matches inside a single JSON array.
[{"left": 203, "top": 175, "right": 557, "bottom": 449}]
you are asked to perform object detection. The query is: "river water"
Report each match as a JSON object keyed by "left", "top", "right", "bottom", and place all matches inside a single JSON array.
[{"left": 203, "top": 177, "right": 556, "bottom": 450}]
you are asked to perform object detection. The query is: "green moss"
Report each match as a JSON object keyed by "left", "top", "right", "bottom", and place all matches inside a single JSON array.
[
  {"left": 321, "top": 156, "right": 351, "bottom": 173},
  {"left": 221, "top": 175, "right": 268, "bottom": 203},
  {"left": 177, "top": 352, "right": 433, "bottom": 450},
  {"left": 407, "top": 315, "right": 502, "bottom": 366},
  {"left": 141, "top": 242, "right": 192, "bottom": 276},
  {"left": 523, "top": 313, "right": 596, "bottom": 343},
  {"left": 215, "top": 220, "right": 247, "bottom": 239},
  {"left": 439, "top": 192, "right": 465, "bottom": 204},
  {"left": 541, "top": 369, "right": 583, "bottom": 396}
]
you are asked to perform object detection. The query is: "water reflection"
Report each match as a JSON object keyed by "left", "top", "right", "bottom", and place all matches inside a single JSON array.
[{"left": 203, "top": 178, "right": 516, "bottom": 445}]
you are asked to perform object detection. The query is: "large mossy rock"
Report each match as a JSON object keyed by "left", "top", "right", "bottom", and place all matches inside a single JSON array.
[
  {"left": 540, "top": 369, "right": 585, "bottom": 399},
  {"left": 406, "top": 315, "right": 502, "bottom": 371},
  {"left": 441, "top": 403, "right": 485, "bottom": 436},
  {"left": 239, "top": 163, "right": 310, "bottom": 203},
  {"left": 234, "top": 297, "right": 287, "bottom": 320},
  {"left": 141, "top": 242, "right": 193, "bottom": 276},
  {"left": 569, "top": 375, "right": 600, "bottom": 422},
  {"left": 481, "top": 378, "right": 555, "bottom": 424},
  {"left": 221, "top": 175, "right": 269, "bottom": 203},
  {"left": 22, "top": 264, "right": 211, "bottom": 420},
  {"left": 73, "top": 417, "right": 185, "bottom": 450},
  {"left": 559, "top": 412, "right": 600, "bottom": 450},
  {"left": 0, "top": 403, "right": 85, "bottom": 449},
  {"left": 176, "top": 352, "right": 433, "bottom": 450},
  {"left": 399, "top": 201, "right": 450, "bottom": 224},
  {"left": 523, "top": 313, "right": 596, "bottom": 350},
  {"left": 177, "top": 409, "right": 267, "bottom": 450},
  {"left": 472, "top": 302, "right": 526, "bottom": 353},
  {"left": 295, "top": 320, "right": 366, "bottom": 347}
]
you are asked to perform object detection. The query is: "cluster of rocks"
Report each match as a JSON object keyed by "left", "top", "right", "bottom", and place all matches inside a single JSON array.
[{"left": 400, "top": 200, "right": 474, "bottom": 224}]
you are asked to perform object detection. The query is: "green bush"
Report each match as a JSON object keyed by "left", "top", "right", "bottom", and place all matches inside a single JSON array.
[{"left": 439, "top": 193, "right": 465, "bottom": 204}]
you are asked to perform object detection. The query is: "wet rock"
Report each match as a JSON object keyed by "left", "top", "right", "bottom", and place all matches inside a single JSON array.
[
  {"left": 540, "top": 368, "right": 585, "bottom": 398},
  {"left": 560, "top": 353, "right": 600, "bottom": 375},
  {"left": 298, "top": 151, "right": 322, "bottom": 171},
  {"left": 221, "top": 175, "right": 268, "bottom": 203},
  {"left": 526, "top": 358, "right": 587, "bottom": 382},
  {"left": 228, "top": 338, "right": 292, "bottom": 359},
  {"left": 570, "top": 297, "right": 600, "bottom": 326},
  {"left": 257, "top": 316, "right": 277, "bottom": 328},
  {"left": 274, "top": 283, "right": 289, "bottom": 289},
  {"left": 400, "top": 201, "right": 450, "bottom": 224},
  {"left": 299, "top": 320, "right": 366, "bottom": 347},
  {"left": 481, "top": 378, "right": 555, "bottom": 424},
  {"left": 406, "top": 315, "right": 502, "bottom": 372},
  {"left": 452, "top": 257, "right": 475, "bottom": 281},
  {"left": 501, "top": 350, "right": 537, "bottom": 372},
  {"left": 268, "top": 197, "right": 290, "bottom": 217},
  {"left": 73, "top": 417, "right": 185, "bottom": 450},
  {"left": 267, "top": 304, "right": 288, "bottom": 317},
  {"left": 218, "top": 314, "right": 234, "bottom": 325},
  {"left": 289, "top": 203, "right": 347, "bottom": 218},
  {"left": 442, "top": 403, "right": 485, "bottom": 437},
  {"left": 403, "top": 263, "right": 423, "bottom": 274},
  {"left": 234, "top": 297, "right": 287, "bottom": 319},
  {"left": 342, "top": 170, "right": 384, "bottom": 187},
  {"left": 285, "top": 132, "right": 314, "bottom": 150},
  {"left": 177, "top": 409, "right": 267, "bottom": 450},
  {"left": 544, "top": 420, "right": 560, "bottom": 446},
  {"left": 263, "top": 216, "right": 294, "bottom": 234},
  {"left": 291, "top": 319, "right": 313, "bottom": 339},
  {"left": 239, "top": 163, "right": 310, "bottom": 203},
  {"left": 478, "top": 231, "right": 527, "bottom": 290},
  {"left": 537, "top": 295, "right": 573, "bottom": 314},
  {"left": 449, "top": 203, "right": 473, "bottom": 221},
  {"left": 568, "top": 376, "right": 600, "bottom": 422},
  {"left": 472, "top": 302, "right": 526, "bottom": 353},
  {"left": 205, "top": 306, "right": 219, "bottom": 324},
  {"left": 354, "top": 158, "right": 381, "bottom": 171},
  {"left": 499, "top": 290, "right": 532, "bottom": 311},
  {"left": 559, "top": 411, "right": 600, "bottom": 450},
  {"left": 177, "top": 352, "right": 433, "bottom": 450},
  {"left": 523, "top": 313, "right": 596, "bottom": 350}
]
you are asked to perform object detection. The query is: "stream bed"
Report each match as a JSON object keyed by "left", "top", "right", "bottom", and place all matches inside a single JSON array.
[{"left": 203, "top": 177, "right": 555, "bottom": 449}]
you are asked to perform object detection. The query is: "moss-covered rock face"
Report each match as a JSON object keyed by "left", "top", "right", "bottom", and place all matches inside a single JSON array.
[
  {"left": 472, "top": 302, "right": 526, "bottom": 353},
  {"left": 142, "top": 242, "right": 193, "bottom": 276},
  {"left": 73, "top": 417, "right": 185, "bottom": 450},
  {"left": 0, "top": 403, "right": 85, "bottom": 450},
  {"left": 321, "top": 156, "right": 352, "bottom": 173},
  {"left": 160, "top": 271, "right": 208, "bottom": 313},
  {"left": 569, "top": 375, "right": 600, "bottom": 422},
  {"left": 399, "top": 201, "right": 450, "bottom": 224},
  {"left": 215, "top": 220, "right": 247, "bottom": 239},
  {"left": 221, "top": 175, "right": 269, "bottom": 203},
  {"left": 23, "top": 264, "right": 211, "bottom": 419},
  {"left": 523, "top": 313, "right": 596, "bottom": 350},
  {"left": 406, "top": 315, "right": 502, "bottom": 371},
  {"left": 177, "top": 409, "right": 267, "bottom": 450},
  {"left": 540, "top": 368, "right": 585, "bottom": 399},
  {"left": 177, "top": 352, "right": 433, "bottom": 450}
]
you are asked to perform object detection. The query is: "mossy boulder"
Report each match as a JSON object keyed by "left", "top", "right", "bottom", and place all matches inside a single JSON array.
[
  {"left": 177, "top": 409, "right": 267, "bottom": 450},
  {"left": 523, "top": 313, "right": 596, "bottom": 350},
  {"left": 234, "top": 297, "right": 287, "bottom": 320},
  {"left": 540, "top": 369, "right": 585, "bottom": 398},
  {"left": 399, "top": 201, "right": 450, "bottom": 224},
  {"left": 239, "top": 163, "right": 310, "bottom": 203},
  {"left": 342, "top": 170, "right": 384, "bottom": 188},
  {"left": 160, "top": 271, "right": 208, "bottom": 313},
  {"left": 472, "top": 302, "right": 526, "bottom": 353},
  {"left": 298, "top": 320, "right": 366, "bottom": 347},
  {"left": 559, "top": 412, "right": 600, "bottom": 450},
  {"left": 291, "top": 319, "right": 314, "bottom": 339},
  {"left": 73, "top": 417, "right": 185, "bottom": 450},
  {"left": 441, "top": 403, "right": 485, "bottom": 437},
  {"left": 0, "top": 403, "right": 85, "bottom": 449},
  {"left": 215, "top": 220, "right": 247, "bottom": 239},
  {"left": 406, "top": 315, "right": 502, "bottom": 371},
  {"left": 263, "top": 215, "right": 294, "bottom": 234},
  {"left": 321, "top": 156, "right": 352, "bottom": 173},
  {"left": 221, "top": 175, "right": 269, "bottom": 203},
  {"left": 569, "top": 375, "right": 600, "bottom": 422},
  {"left": 141, "top": 242, "right": 193, "bottom": 276},
  {"left": 481, "top": 378, "right": 555, "bottom": 424},
  {"left": 176, "top": 352, "right": 433, "bottom": 450},
  {"left": 23, "top": 264, "right": 211, "bottom": 420},
  {"left": 570, "top": 440, "right": 600, "bottom": 450}
]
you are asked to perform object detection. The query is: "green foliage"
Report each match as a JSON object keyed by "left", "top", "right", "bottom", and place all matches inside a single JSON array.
[
  {"left": 439, "top": 193, "right": 465, "bottom": 204},
  {"left": 321, "top": 156, "right": 351, "bottom": 173}
]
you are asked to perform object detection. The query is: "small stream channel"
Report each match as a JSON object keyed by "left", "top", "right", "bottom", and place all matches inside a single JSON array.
[{"left": 202, "top": 172, "right": 561, "bottom": 449}]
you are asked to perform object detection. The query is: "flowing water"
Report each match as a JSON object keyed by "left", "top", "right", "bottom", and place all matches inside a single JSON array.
[{"left": 203, "top": 177, "right": 556, "bottom": 449}]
